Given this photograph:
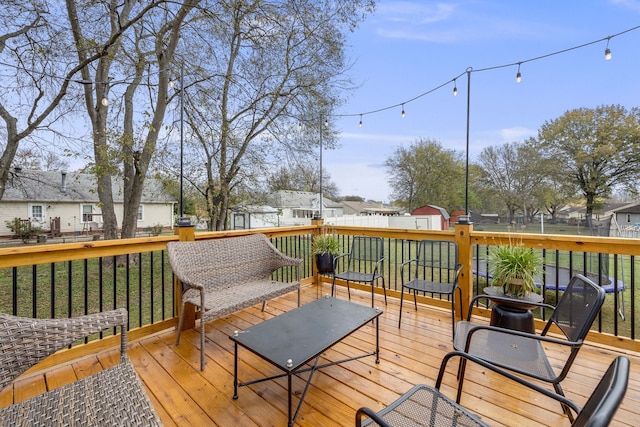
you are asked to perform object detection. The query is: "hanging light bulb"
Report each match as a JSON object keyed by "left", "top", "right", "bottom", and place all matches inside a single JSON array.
[
  {"left": 359, "top": 114, "right": 363, "bottom": 128},
  {"left": 605, "top": 37, "right": 612, "bottom": 60},
  {"left": 101, "top": 97, "right": 109, "bottom": 106},
  {"left": 324, "top": 118, "right": 328, "bottom": 127},
  {"left": 298, "top": 122, "right": 302, "bottom": 131},
  {"left": 169, "top": 79, "right": 175, "bottom": 89},
  {"left": 516, "top": 63, "right": 522, "bottom": 83},
  {"left": 453, "top": 79, "right": 458, "bottom": 96},
  {"left": 401, "top": 104, "right": 405, "bottom": 118}
]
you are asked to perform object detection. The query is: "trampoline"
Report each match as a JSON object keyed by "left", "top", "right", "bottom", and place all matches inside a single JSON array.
[{"left": 473, "top": 258, "right": 626, "bottom": 319}]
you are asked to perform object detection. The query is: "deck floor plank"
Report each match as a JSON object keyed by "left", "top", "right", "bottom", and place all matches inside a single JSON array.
[{"left": 3, "top": 283, "right": 639, "bottom": 426}]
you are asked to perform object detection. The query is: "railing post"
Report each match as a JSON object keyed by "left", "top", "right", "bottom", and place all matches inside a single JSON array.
[
  {"left": 311, "top": 217, "right": 324, "bottom": 298},
  {"left": 454, "top": 221, "right": 474, "bottom": 320},
  {"left": 174, "top": 220, "right": 195, "bottom": 331}
]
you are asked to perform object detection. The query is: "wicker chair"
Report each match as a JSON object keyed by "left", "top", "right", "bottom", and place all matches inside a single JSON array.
[
  {"left": 355, "top": 352, "right": 629, "bottom": 427},
  {"left": 453, "top": 273, "right": 606, "bottom": 421},
  {"left": 332, "top": 236, "right": 386, "bottom": 307},
  {"left": 168, "top": 234, "right": 302, "bottom": 370},
  {"left": 0, "top": 308, "right": 162, "bottom": 426}
]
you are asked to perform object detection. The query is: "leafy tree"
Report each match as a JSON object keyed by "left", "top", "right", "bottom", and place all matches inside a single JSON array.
[
  {"left": 385, "top": 138, "right": 464, "bottom": 212},
  {"left": 537, "top": 105, "right": 640, "bottom": 227},
  {"left": 476, "top": 140, "right": 549, "bottom": 224}
]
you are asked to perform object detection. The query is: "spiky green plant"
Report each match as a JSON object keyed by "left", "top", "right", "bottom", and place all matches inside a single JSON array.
[{"left": 488, "top": 243, "right": 542, "bottom": 297}]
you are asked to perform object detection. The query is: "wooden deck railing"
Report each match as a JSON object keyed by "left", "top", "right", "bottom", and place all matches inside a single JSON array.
[{"left": 0, "top": 220, "right": 637, "bottom": 370}]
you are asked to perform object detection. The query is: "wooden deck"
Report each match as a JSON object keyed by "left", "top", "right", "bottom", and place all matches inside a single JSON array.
[{"left": 3, "top": 283, "right": 640, "bottom": 426}]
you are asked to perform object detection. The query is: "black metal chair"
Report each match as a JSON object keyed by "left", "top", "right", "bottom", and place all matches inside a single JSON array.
[
  {"left": 332, "top": 236, "right": 386, "bottom": 307},
  {"left": 355, "top": 353, "right": 629, "bottom": 427},
  {"left": 453, "top": 274, "right": 606, "bottom": 421},
  {"left": 399, "top": 240, "right": 463, "bottom": 338}
]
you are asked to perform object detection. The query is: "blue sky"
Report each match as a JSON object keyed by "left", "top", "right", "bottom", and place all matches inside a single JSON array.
[{"left": 324, "top": 0, "right": 640, "bottom": 202}]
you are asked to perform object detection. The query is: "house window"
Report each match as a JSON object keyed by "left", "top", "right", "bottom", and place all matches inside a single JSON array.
[
  {"left": 137, "top": 205, "right": 144, "bottom": 221},
  {"left": 30, "top": 204, "right": 44, "bottom": 221},
  {"left": 82, "top": 205, "right": 93, "bottom": 222}
]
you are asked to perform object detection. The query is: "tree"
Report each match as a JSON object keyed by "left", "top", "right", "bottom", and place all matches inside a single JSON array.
[
  {"left": 0, "top": 1, "right": 102, "bottom": 201},
  {"left": 267, "top": 164, "right": 340, "bottom": 201},
  {"left": 537, "top": 105, "right": 640, "bottom": 227},
  {"left": 385, "top": 138, "right": 464, "bottom": 212},
  {"left": 476, "top": 140, "right": 548, "bottom": 224},
  {"left": 66, "top": 0, "right": 199, "bottom": 239},
  {"left": 169, "top": 0, "right": 374, "bottom": 230}
]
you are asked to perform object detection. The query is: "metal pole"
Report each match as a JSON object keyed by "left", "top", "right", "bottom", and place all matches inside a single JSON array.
[
  {"left": 319, "top": 115, "right": 323, "bottom": 219},
  {"left": 180, "top": 62, "right": 184, "bottom": 220},
  {"left": 465, "top": 68, "right": 472, "bottom": 217}
]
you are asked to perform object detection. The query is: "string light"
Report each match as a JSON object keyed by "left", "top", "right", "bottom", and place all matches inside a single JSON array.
[
  {"left": 358, "top": 114, "right": 362, "bottom": 128},
  {"left": 516, "top": 63, "right": 522, "bottom": 83},
  {"left": 298, "top": 122, "right": 302, "bottom": 131},
  {"left": 453, "top": 79, "right": 458, "bottom": 96},
  {"left": 605, "top": 37, "right": 612, "bottom": 60},
  {"left": 401, "top": 104, "right": 405, "bottom": 118},
  {"left": 324, "top": 118, "right": 328, "bottom": 127}
]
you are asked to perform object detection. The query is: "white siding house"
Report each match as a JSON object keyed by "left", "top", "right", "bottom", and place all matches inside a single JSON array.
[{"left": 0, "top": 169, "right": 176, "bottom": 237}]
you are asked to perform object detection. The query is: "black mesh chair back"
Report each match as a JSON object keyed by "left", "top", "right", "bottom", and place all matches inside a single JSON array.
[
  {"left": 543, "top": 274, "right": 606, "bottom": 342},
  {"left": 413, "top": 240, "right": 459, "bottom": 282},
  {"left": 332, "top": 236, "right": 386, "bottom": 307},
  {"left": 347, "top": 236, "right": 384, "bottom": 273},
  {"left": 572, "top": 355, "right": 629, "bottom": 427}
]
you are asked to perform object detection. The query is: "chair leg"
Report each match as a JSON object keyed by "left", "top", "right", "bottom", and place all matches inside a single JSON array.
[
  {"left": 553, "top": 382, "right": 575, "bottom": 422},
  {"left": 200, "top": 317, "right": 206, "bottom": 371},
  {"left": 381, "top": 277, "right": 387, "bottom": 305},
  {"left": 331, "top": 275, "right": 336, "bottom": 298},
  {"left": 175, "top": 301, "right": 186, "bottom": 346},
  {"left": 370, "top": 281, "right": 375, "bottom": 307},
  {"left": 398, "top": 287, "right": 405, "bottom": 328},
  {"left": 456, "top": 357, "right": 468, "bottom": 403},
  {"left": 347, "top": 281, "right": 351, "bottom": 300},
  {"left": 200, "top": 292, "right": 206, "bottom": 371},
  {"left": 261, "top": 301, "right": 267, "bottom": 311},
  {"left": 412, "top": 290, "right": 418, "bottom": 310}
]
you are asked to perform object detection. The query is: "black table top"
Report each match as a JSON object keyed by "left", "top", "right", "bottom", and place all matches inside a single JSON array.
[{"left": 229, "top": 296, "right": 382, "bottom": 372}]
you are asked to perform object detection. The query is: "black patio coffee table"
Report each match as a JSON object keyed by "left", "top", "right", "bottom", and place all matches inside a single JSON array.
[{"left": 230, "top": 296, "right": 382, "bottom": 426}]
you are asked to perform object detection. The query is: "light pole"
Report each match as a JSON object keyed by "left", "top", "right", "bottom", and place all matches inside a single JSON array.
[
  {"left": 319, "top": 115, "right": 323, "bottom": 219},
  {"left": 179, "top": 62, "right": 185, "bottom": 222},
  {"left": 460, "top": 67, "right": 473, "bottom": 224}
]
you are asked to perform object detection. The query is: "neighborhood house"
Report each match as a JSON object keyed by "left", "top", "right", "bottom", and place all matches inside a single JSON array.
[{"left": 0, "top": 169, "right": 176, "bottom": 237}]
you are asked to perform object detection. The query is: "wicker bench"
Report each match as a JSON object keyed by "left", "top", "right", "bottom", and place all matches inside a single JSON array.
[
  {"left": 0, "top": 308, "right": 162, "bottom": 426},
  {"left": 168, "top": 233, "right": 302, "bottom": 370}
]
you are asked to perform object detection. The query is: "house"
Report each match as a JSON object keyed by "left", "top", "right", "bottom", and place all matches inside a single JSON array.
[
  {"left": 341, "top": 200, "right": 402, "bottom": 216},
  {"left": 266, "top": 190, "right": 343, "bottom": 226},
  {"left": 0, "top": 169, "right": 176, "bottom": 237},
  {"left": 411, "top": 205, "right": 450, "bottom": 230}
]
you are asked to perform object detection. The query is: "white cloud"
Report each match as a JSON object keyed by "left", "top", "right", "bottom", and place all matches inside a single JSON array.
[{"left": 499, "top": 126, "right": 536, "bottom": 141}]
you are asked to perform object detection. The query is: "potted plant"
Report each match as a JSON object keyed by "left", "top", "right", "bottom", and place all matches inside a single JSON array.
[
  {"left": 488, "top": 242, "right": 543, "bottom": 298},
  {"left": 312, "top": 233, "right": 341, "bottom": 273}
]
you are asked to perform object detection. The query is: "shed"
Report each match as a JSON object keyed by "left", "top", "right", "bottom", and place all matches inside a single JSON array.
[{"left": 411, "top": 205, "right": 450, "bottom": 230}]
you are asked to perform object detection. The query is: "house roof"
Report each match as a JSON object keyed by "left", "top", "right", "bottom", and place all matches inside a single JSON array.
[
  {"left": 267, "top": 190, "right": 341, "bottom": 209},
  {"left": 2, "top": 170, "right": 176, "bottom": 204},
  {"left": 341, "top": 200, "right": 401, "bottom": 215},
  {"left": 614, "top": 204, "right": 640, "bottom": 214}
]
